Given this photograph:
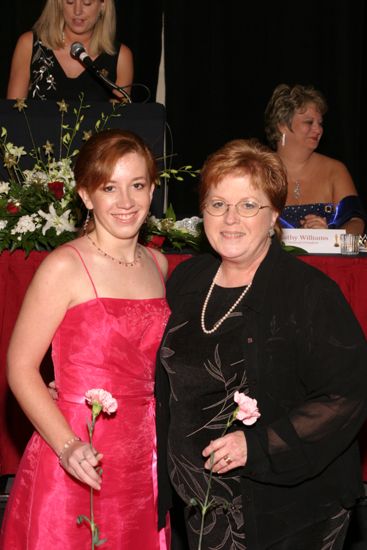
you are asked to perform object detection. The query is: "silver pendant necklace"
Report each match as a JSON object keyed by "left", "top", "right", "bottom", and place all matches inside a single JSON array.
[
  {"left": 293, "top": 180, "right": 301, "bottom": 200},
  {"left": 201, "top": 265, "right": 252, "bottom": 334},
  {"left": 86, "top": 234, "right": 142, "bottom": 267}
]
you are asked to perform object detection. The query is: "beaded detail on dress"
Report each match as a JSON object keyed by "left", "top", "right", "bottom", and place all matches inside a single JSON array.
[
  {"left": 281, "top": 203, "right": 334, "bottom": 228},
  {"left": 30, "top": 38, "right": 57, "bottom": 100},
  {"left": 28, "top": 34, "right": 119, "bottom": 101}
]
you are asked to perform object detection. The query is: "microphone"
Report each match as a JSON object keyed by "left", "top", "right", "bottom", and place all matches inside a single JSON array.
[
  {"left": 70, "top": 42, "right": 96, "bottom": 70},
  {"left": 70, "top": 42, "right": 131, "bottom": 102}
]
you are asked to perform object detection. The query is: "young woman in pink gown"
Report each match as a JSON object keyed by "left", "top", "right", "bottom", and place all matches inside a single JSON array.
[{"left": 0, "top": 129, "right": 170, "bottom": 549}]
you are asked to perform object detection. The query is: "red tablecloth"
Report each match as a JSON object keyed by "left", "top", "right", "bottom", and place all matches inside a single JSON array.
[{"left": 1, "top": 251, "right": 367, "bottom": 477}]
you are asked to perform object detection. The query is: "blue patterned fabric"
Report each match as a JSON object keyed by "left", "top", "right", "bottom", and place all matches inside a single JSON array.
[{"left": 280, "top": 195, "right": 366, "bottom": 230}]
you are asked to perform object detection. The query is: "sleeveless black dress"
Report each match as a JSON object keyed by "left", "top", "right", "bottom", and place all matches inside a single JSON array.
[{"left": 29, "top": 34, "right": 119, "bottom": 101}]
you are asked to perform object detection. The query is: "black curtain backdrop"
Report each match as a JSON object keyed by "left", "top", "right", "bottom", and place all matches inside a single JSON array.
[
  {"left": 1, "top": 1, "right": 366, "bottom": 219},
  {"left": 115, "top": 0, "right": 163, "bottom": 103},
  {"left": 164, "top": 0, "right": 367, "bottom": 217}
]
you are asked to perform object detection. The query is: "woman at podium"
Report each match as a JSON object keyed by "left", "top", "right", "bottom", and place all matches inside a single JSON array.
[{"left": 7, "top": 0, "right": 133, "bottom": 102}]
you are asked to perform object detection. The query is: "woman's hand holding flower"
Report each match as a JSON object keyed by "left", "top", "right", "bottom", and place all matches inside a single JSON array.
[
  {"left": 202, "top": 392, "right": 260, "bottom": 473},
  {"left": 202, "top": 430, "right": 247, "bottom": 473},
  {"left": 59, "top": 439, "right": 103, "bottom": 491}
]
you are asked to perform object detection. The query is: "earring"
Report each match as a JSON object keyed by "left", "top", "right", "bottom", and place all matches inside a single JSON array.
[
  {"left": 83, "top": 209, "right": 91, "bottom": 235},
  {"left": 281, "top": 133, "right": 286, "bottom": 147},
  {"left": 269, "top": 226, "right": 275, "bottom": 237}
]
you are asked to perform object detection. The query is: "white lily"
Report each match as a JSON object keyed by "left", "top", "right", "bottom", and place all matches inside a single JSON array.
[
  {"left": 5, "top": 142, "right": 27, "bottom": 160},
  {"left": 0, "top": 182, "right": 10, "bottom": 194},
  {"left": 38, "top": 205, "right": 76, "bottom": 235}
]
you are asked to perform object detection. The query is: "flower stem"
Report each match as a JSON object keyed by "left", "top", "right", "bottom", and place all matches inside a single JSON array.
[
  {"left": 89, "top": 414, "right": 96, "bottom": 549},
  {"left": 22, "top": 109, "right": 42, "bottom": 167},
  {"left": 198, "top": 452, "right": 215, "bottom": 550},
  {"left": 59, "top": 112, "right": 64, "bottom": 162},
  {"left": 197, "top": 409, "right": 238, "bottom": 549},
  {"left": 90, "top": 486, "right": 95, "bottom": 550},
  {"left": 64, "top": 93, "right": 85, "bottom": 158}
]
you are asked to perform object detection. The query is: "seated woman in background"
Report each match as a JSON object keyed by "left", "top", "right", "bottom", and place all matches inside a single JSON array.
[
  {"left": 7, "top": 0, "right": 133, "bottom": 102},
  {"left": 264, "top": 83, "right": 366, "bottom": 234}
]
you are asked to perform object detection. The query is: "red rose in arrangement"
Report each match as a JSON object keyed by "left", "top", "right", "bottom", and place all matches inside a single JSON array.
[
  {"left": 147, "top": 235, "right": 166, "bottom": 249},
  {"left": 6, "top": 202, "right": 20, "bottom": 214},
  {"left": 48, "top": 181, "right": 64, "bottom": 200}
]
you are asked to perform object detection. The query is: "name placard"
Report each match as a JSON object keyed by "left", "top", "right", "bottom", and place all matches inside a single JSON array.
[{"left": 281, "top": 229, "right": 346, "bottom": 254}]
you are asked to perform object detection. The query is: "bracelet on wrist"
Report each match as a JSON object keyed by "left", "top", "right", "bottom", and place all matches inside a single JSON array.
[{"left": 57, "top": 436, "right": 81, "bottom": 462}]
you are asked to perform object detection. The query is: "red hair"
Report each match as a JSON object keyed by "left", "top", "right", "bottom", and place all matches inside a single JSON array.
[
  {"left": 75, "top": 129, "right": 157, "bottom": 193},
  {"left": 199, "top": 138, "right": 287, "bottom": 215}
]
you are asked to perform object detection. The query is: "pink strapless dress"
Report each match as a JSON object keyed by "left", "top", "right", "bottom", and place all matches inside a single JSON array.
[{"left": 1, "top": 252, "right": 171, "bottom": 549}]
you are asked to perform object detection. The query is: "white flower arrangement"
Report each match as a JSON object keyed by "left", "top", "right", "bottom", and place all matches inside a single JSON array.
[
  {"left": 146, "top": 206, "right": 205, "bottom": 251},
  {"left": 0, "top": 97, "right": 201, "bottom": 254},
  {"left": 0, "top": 97, "right": 90, "bottom": 253}
]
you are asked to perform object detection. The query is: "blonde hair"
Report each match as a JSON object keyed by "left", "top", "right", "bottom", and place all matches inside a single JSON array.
[
  {"left": 264, "top": 84, "right": 328, "bottom": 150},
  {"left": 33, "top": 0, "right": 116, "bottom": 56}
]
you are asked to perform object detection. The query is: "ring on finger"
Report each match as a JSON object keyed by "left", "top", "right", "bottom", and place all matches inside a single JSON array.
[
  {"left": 78, "top": 457, "right": 87, "bottom": 465},
  {"left": 223, "top": 454, "right": 232, "bottom": 465}
]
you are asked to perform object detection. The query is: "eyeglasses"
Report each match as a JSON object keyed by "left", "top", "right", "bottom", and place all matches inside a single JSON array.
[{"left": 204, "top": 198, "right": 271, "bottom": 218}]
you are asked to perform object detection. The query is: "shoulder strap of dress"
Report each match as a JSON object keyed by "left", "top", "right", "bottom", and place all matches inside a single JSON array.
[
  {"left": 145, "top": 246, "right": 166, "bottom": 294},
  {"left": 63, "top": 244, "right": 98, "bottom": 298}
]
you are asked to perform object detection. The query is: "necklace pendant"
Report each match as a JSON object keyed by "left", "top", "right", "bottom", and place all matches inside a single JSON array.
[{"left": 294, "top": 180, "right": 301, "bottom": 200}]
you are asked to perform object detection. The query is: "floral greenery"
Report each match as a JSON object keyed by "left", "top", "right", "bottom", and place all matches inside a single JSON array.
[
  {"left": 0, "top": 99, "right": 307, "bottom": 257},
  {"left": 0, "top": 96, "right": 121, "bottom": 253},
  {"left": 145, "top": 204, "right": 206, "bottom": 252},
  {"left": 0, "top": 97, "right": 200, "bottom": 254}
]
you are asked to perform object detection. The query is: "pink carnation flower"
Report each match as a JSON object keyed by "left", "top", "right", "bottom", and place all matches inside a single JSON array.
[
  {"left": 233, "top": 391, "right": 260, "bottom": 426},
  {"left": 85, "top": 388, "right": 118, "bottom": 415}
]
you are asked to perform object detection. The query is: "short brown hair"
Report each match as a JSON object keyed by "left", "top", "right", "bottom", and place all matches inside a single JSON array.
[
  {"left": 264, "top": 83, "right": 328, "bottom": 149},
  {"left": 199, "top": 138, "right": 287, "bottom": 215},
  {"left": 74, "top": 129, "right": 157, "bottom": 193}
]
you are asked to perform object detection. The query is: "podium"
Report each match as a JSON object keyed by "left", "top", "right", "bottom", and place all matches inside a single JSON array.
[{"left": 0, "top": 99, "right": 167, "bottom": 217}]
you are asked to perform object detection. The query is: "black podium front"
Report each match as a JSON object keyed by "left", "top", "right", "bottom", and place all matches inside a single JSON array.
[{"left": 0, "top": 99, "right": 166, "bottom": 216}]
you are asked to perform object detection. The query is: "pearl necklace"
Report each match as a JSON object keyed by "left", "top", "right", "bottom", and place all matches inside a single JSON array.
[
  {"left": 86, "top": 234, "right": 142, "bottom": 267},
  {"left": 201, "top": 266, "right": 252, "bottom": 334}
]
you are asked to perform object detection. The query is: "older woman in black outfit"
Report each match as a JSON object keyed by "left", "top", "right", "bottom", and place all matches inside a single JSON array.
[{"left": 155, "top": 139, "right": 367, "bottom": 549}]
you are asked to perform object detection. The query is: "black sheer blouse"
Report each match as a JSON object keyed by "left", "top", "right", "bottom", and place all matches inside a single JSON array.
[{"left": 156, "top": 238, "right": 367, "bottom": 549}]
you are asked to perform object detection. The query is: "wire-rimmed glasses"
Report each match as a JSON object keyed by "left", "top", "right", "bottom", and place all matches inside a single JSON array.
[{"left": 204, "top": 198, "right": 271, "bottom": 218}]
